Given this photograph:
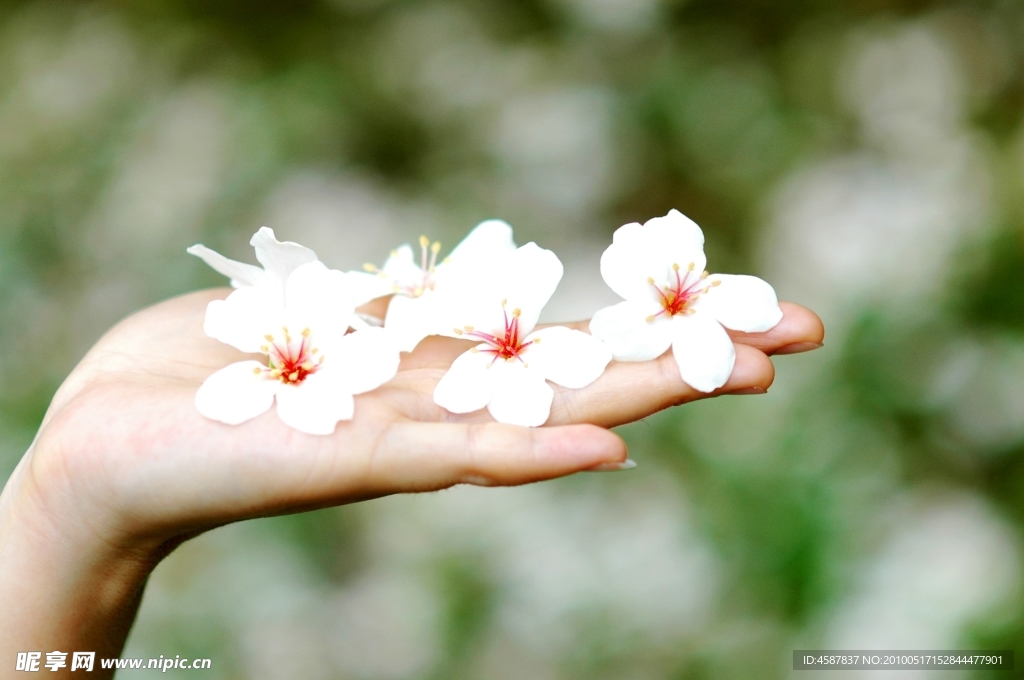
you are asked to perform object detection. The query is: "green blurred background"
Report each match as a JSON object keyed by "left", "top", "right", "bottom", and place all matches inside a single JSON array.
[{"left": 2, "top": 0, "right": 1024, "bottom": 677}]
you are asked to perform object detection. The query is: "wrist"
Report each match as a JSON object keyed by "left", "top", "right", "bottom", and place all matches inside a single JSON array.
[{"left": 0, "top": 447, "right": 163, "bottom": 665}]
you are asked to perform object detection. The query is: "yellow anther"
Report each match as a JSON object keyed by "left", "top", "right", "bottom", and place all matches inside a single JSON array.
[
  {"left": 645, "top": 315, "right": 656, "bottom": 322},
  {"left": 688, "top": 262, "right": 695, "bottom": 271},
  {"left": 413, "top": 286, "right": 423, "bottom": 296},
  {"left": 419, "top": 235, "right": 430, "bottom": 248},
  {"left": 647, "top": 276, "right": 655, "bottom": 284},
  {"left": 265, "top": 334, "right": 274, "bottom": 342},
  {"left": 454, "top": 328, "right": 463, "bottom": 335},
  {"left": 464, "top": 325, "right": 475, "bottom": 332},
  {"left": 533, "top": 337, "right": 541, "bottom": 344},
  {"left": 672, "top": 263, "right": 680, "bottom": 271},
  {"left": 501, "top": 298, "right": 508, "bottom": 307},
  {"left": 252, "top": 367, "right": 262, "bottom": 375},
  {"left": 302, "top": 328, "right": 311, "bottom": 337},
  {"left": 260, "top": 345, "right": 269, "bottom": 352},
  {"left": 288, "top": 371, "right": 299, "bottom": 381},
  {"left": 470, "top": 347, "right": 478, "bottom": 353},
  {"left": 513, "top": 308, "right": 521, "bottom": 317},
  {"left": 701, "top": 270, "right": 709, "bottom": 279},
  {"left": 431, "top": 241, "right": 441, "bottom": 254},
  {"left": 363, "top": 263, "right": 377, "bottom": 272},
  {"left": 392, "top": 284, "right": 401, "bottom": 292},
  {"left": 710, "top": 280, "right": 721, "bottom": 287},
  {"left": 523, "top": 362, "right": 529, "bottom": 368}
]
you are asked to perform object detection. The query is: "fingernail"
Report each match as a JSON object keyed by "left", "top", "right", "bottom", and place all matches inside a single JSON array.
[
  {"left": 729, "top": 386, "right": 767, "bottom": 395},
  {"left": 772, "top": 341, "right": 823, "bottom": 355},
  {"left": 586, "top": 459, "right": 637, "bottom": 472}
]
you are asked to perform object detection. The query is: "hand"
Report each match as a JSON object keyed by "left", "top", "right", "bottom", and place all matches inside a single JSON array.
[
  {"left": 0, "top": 288, "right": 822, "bottom": 669},
  {"left": 29, "top": 288, "right": 822, "bottom": 530}
]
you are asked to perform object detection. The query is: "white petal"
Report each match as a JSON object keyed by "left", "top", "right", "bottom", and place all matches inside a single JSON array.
[
  {"left": 698, "top": 274, "right": 783, "bottom": 333},
  {"left": 640, "top": 209, "right": 705, "bottom": 248},
  {"left": 611, "top": 209, "right": 704, "bottom": 247},
  {"left": 195, "top": 361, "right": 278, "bottom": 425},
  {"left": 187, "top": 244, "right": 270, "bottom": 288},
  {"left": 670, "top": 313, "right": 736, "bottom": 393},
  {"left": 457, "top": 242, "right": 562, "bottom": 335},
  {"left": 383, "top": 293, "right": 437, "bottom": 352},
  {"left": 444, "top": 219, "right": 517, "bottom": 266},
  {"left": 275, "top": 370, "right": 355, "bottom": 435},
  {"left": 433, "top": 220, "right": 516, "bottom": 308},
  {"left": 438, "top": 242, "right": 562, "bottom": 343},
  {"left": 433, "top": 346, "right": 502, "bottom": 414},
  {"left": 250, "top": 227, "right": 319, "bottom": 286},
  {"left": 486, "top": 366, "right": 554, "bottom": 427},
  {"left": 347, "top": 271, "right": 396, "bottom": 307},
  {"left": 204, "top": 286, "right": 283, "bottom": 353},
  {"left": 381, "top": 244, "right": 425, "bottom": 290},
  {"left": 502, "top": 243, "right": 562, "bottom": 332},
  {"left": 284, "top": 262, "right": 357, "bottom": 335},
  {"left": 440, "top": 243, "right": 559, "bottom": 343},
  {"left": 589, "top": 300, "right": 673, "bottom": 361},
  {"left": 600, "top": 211, "right": 708, "bottom": 303},
  {"left": 328, "top": 327, "right": 401, "bottom": 394},
  {"left": 524, "top": 326, "right": 611, "bottom": 389}
]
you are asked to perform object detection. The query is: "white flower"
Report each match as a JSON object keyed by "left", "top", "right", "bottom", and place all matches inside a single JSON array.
[
  {"left": 349, "top": 220, "right": 518, "bottom": 351},
  {"left": 190, "top": 227, "right": 374, "bottom": 335},
  {"left": 433, "top": 243, "right": 612, "bottom": 427},
  {"left": 187, "top": 226, "right": 318, "bottom": 298},
  {"left": 589, "top": 209, "right": 783, "bottom": 393},
  {"left": 190, "top": 236, "right": 400, "bottom": 435}
]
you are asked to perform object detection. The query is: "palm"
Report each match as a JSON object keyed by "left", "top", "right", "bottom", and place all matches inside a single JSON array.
[{"left": 27, "top": 288, "right": 822, "bottom": 543}]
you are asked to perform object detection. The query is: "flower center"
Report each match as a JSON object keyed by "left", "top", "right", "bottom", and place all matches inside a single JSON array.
[
  {"left": 454, "top": 299, "right": 536, "bottom": 366},
  {"left": 364, "top": 235, "right": 442, "bottom": 298},
  {"left": 255, "top": 326, "right": 324, "bottom": 385},
  {"left": 646, "top": 262, "right": 720, "bottom": 322}
]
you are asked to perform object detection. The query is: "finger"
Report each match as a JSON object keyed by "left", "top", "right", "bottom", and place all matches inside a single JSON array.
[
  {"left": 397, "top": 301, "right": 822, "bottom": 372},
  {"left": 548, "top": 343, "right": 775, "bottom": 428},
  {"left": 365, "top": 421, "right": 628, "bottom": 490},
  {"left": 554, "top": 301, "right": 824, "bottom": 354},
  {"left": 731, "top": 302, "right": 824, "bottom": 354}
]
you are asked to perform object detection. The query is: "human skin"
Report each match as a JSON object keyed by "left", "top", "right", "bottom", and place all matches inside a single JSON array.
[{"left": 0, "top": 289, "right": 823, "bottom": 678}]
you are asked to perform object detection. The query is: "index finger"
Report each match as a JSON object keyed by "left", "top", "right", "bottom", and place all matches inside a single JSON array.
[
  {"left": 553, "top": 301, "right": 824, "bottom": 354},
  {"left": 404, "top": 301, "right": 824, "bottom": 371}
]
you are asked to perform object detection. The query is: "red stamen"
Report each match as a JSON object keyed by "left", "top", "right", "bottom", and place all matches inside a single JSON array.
[
  {"left": 648, "top": 263, "right": 708, "bottom": 320},
  {"left": 458, "top": 303, "right": 533, "bottom": 365},
  {"left": 261, "top": 327, "right": 321, "bottom": 385}
]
